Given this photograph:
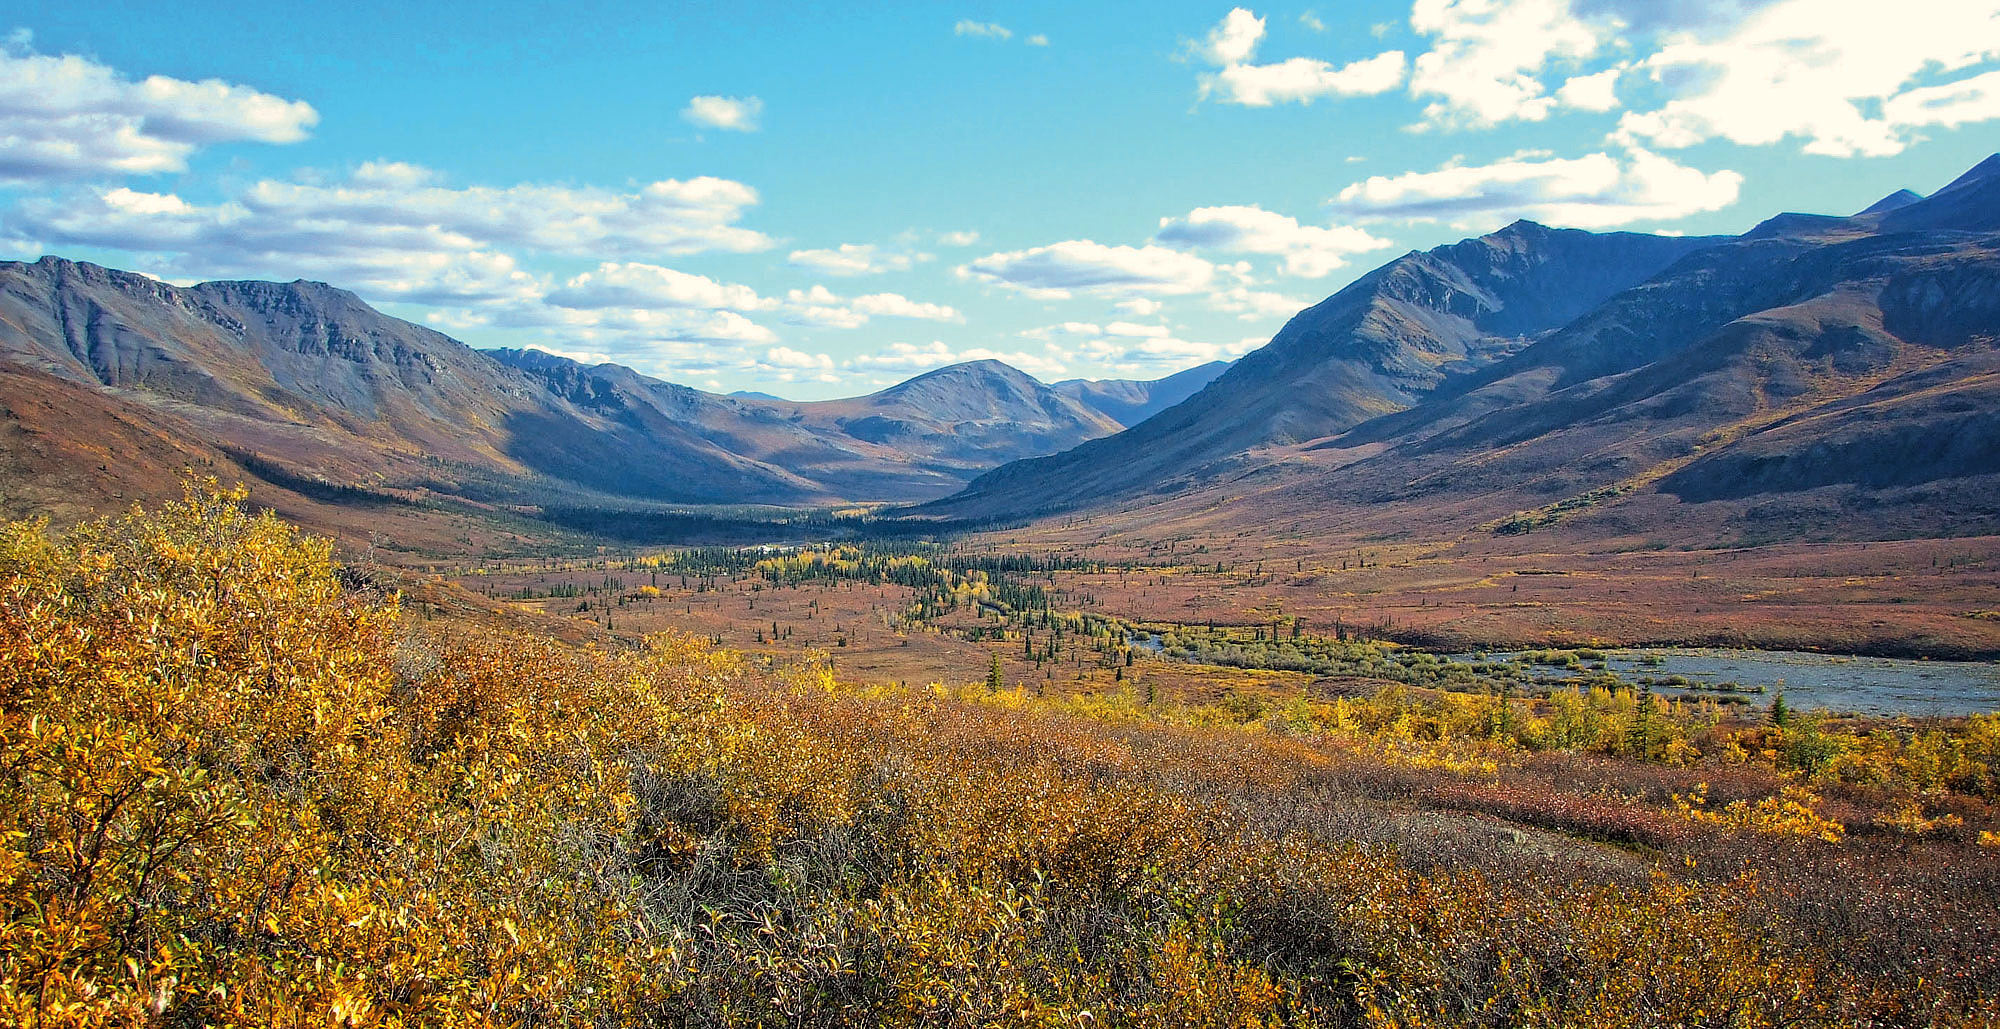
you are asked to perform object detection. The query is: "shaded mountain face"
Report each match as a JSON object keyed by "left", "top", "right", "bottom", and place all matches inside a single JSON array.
[
  {"left": 486, "top": 352, "right": 1127, "bottom": 498},
  {"left": 933, "top": 153, "right": 2000, "bottom": 546},
  {"left": 0, "top": 258, "right": 841, "bottom": 506},
  {"left": 1051, "top": 361, "right": 1231, "bottom": 427},
  {"left": 0, "top": 258, "right": 1201, "bottom": 514},
  {"left": 934, "top": 221, "right": 1729, "bottom": 518}
]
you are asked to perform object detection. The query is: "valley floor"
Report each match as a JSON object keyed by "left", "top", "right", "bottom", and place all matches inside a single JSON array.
[{"left": 6, "top": 485, "right": 2000, "bottom": 1026}]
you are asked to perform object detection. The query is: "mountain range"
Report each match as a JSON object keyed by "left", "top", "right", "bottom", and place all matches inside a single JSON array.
[
  {"left": 0, "top": 260, "right": 1219, "bottom": 520},
  {"left": 3, "top": 154, "right": 1998, "bottom": 551},
  {"left": 928, "top": 155, "right": 2000, "bottom": 547}
]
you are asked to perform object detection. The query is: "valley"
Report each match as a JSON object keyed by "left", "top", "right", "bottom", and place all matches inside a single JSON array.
[{"left": 8, "top": 136, "right": 2000, "bottom": 1025}]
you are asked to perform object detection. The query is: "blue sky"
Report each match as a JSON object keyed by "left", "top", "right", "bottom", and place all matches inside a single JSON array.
[{"left": 5, "top": 1, "right": 2000, "bottom": 398}]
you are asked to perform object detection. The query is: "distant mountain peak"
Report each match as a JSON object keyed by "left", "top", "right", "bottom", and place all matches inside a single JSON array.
[
  {"left": 1857, "top": 189, "right": 1924, "bottom": 216},
  {"left": 888, "top": 359, "right": 1038, "bottom": 391}
]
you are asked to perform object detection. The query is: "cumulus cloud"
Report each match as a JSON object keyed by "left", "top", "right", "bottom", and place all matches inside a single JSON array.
[
  {"left": 960, "top": 240, "right": 1215, "bottom": 300},
  {"left": 1613, "top": 0, "right": 2000, "bottom": 157},
  {"left": 681, "top": 95, "right": 762, "bottom": 132},
  {"left": 4, "top": 164, "right": 773, "bottom": 306},
  {"left": 787, "top": 243, "right": 914, "bottom": 276},
  {"left": 1555, "top": 66, "right": 1623, "bottom": 112},
  {"left": 937, "top": 229, "right": 981, "bottom": 246},
  {"left": 761, "top": 346, "right": 834, "bottom": 370},
  {"left": 1327, "top": 148, "right": 1742, "bottom": 228},
  {"left": 1026, "top": 34, "right": 1050, "bottom": 46},
  {"left": 1406, "top": 0, "right": 1612, "bottom": 128},
  {"left": 546, "top": 262, "right": 771, "bottom": 312},
  {"left": 0, "top": 41, "right": 318, "bottom": 183},
  {"left": 1115, "top": 298, "right": 1165, "bottom": 316},
  {"left": 1193, "top": 7, "right": 1407, "bottom": 106},
  {"left": 782, "top": 285, "right": 867, "bottom": 328},
  {"left": 851, "top": 292, "right": 962, "bottom": 321},
  {"left": 1155, "top": 204, "right": 1391, "bottom": 277},
  {"left": 1206, "top": 51, "right": 1408, "bottom": 106},
  {"left": 778, "top": 285, "right": 959, "bottom": 327},
  {"left": 1201, "top": 8, "right": 1267, "bottom": 65}
]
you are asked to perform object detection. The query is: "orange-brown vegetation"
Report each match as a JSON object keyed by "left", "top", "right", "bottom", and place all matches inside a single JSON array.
[{"left": 5, "top": 485, "right": 2000, "bottom": 1025}]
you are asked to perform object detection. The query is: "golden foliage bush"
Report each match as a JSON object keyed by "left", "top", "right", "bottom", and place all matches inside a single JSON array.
[{"left": 2, "top": 484, "right": 1993, "bottom": 1026}]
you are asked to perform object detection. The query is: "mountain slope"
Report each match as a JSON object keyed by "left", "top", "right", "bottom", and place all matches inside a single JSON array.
[
  {"left": 1052, "top": 361, "right": 1231, "bottom": 426},
  {"left": 0, "top": 257, "right": 841, "bottom": 506},
  {"left": 488, "top": 352, "right": 1127, "bottom": 499},
  {"left": 950, "top": 153, "right": 2000, "bottom": 546},
  {"left": 0, "top": 257, "right": 1201, "bottom": 514},
  {"left": 930, "top": 222, "right": 1729, "bottom": 518}
]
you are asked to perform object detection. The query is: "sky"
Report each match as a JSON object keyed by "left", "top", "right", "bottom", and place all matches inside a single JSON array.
[{"left": 4, "top": 1, "right": 1999, "bottom": 400}]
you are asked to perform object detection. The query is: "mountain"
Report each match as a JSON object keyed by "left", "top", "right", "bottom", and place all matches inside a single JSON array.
[
  {"left": 1052, "top": 360, "right": 1231, "bottom": 427},
  {"left": 932, "top": 221, "right": 1730, "bottom": 517},
  {"left": 925, "top": 154, "right": 2000, "bottom": 546},
  {"left": 0, "top": 258, "right": 850, "bottom": 508},
  {"left": 487, "top": 352, "right": 1123, "bottom": 499},
  {"left": 0, "top": 259, "right": 1171, "bottom": 516}
]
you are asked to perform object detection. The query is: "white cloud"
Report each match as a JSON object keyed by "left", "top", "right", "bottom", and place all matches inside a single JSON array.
[
  {"left": 0, "top": 42, "right": 317, "bottom": 183},
  {"left": 1192, "top": 8, "right": 1406, "bottom": 106},
  {"left": 1206, "top": 51, "right": 1408, "bottom": 106},
  {"left": 955, "top": 20, "right": 1013, "bottom": 40},
  {"left": 850, "top": 340, "right": 1069, "bottom": 378},
  {"left": 5, "top": 164, "right": 772, "bottom": 305},
  {"left": 961, "top": 240, "right": 1216, "bottom": 299},
  {"left": 238, "top": 163, "right": 771, "bottom": 256},
  {"left": 762, "top": 346, "right": 834, "bottom": 370},
  {"left": 1020, "top": 322, "right": 1105, "bottom": 342},
  {"left": 851, "top": 340, "right": 958, "bottom": 371},
  {"left": 1328, "top": 148, "right": 1742, "bottom": 228},
  {"left": 1300, "top": 11, "right": 1328, "bottom": 32},
  {"left": 1202, "top": 8, "right": 1267, "bottom": 65},
  {"left": 547, "top": 262, "right": 770, "bottom": 311},
  {"left": 777, "top": 285, "right": 958, "bottom": 327},
  {"left": 1155, "top": 204, "right": 1391, "bottom": 277},
  {"left": 1023, "top": 320, "right": 1262, "bottom": 374},
  {"left": 585, "top": 308, "right": 778, "bottom": 345},
  {"left": 1614, "top": 0, "right": 2000, "bottom": 157},
  {"left": 851, "top": 292, "right": 962, "bottom": 321},
  {"left": 1210, "top": 285, "right": 1308, "bottom": 319},
  {"left": 1556, "top": 66, "right": 1623, "bottom": 112},
  {"left": 1027, "top": 34, "right": 1050, "bottom": 46},
  {"left": 1073, "top": 332, "right": 1266, "bottom": 370},
  {"left": 681, "top": 94, "right": 763, "bottom": 132},
  {"left": 938, "top": 229, "right": 981, "bottom": 246},
  {"left": 1104, "top": 320, "right": 1170, "bottom": 338},
  {"left": 787, "top": 243, "right": 914, "bottom": 276},
  {"left": 1407, "top": 0, "right": 1611, "bottom": 128},
  {"left": 1115, "top": 298, "right": 1165, "bottom": 316},
  {"left": 1884, "top": 68, "right": 2000, "bottom": 132}
]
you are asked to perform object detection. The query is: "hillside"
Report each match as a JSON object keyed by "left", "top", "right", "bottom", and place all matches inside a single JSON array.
[
  {"left": 930, "top": 156, "right": 2000, "bottom": 547},
  {"left": 0, "top": 259, "right": 1212, "bottom": 518},
  {"left": 933, "top": 222, "right": 1729, "bottom": 516},
  {"left": 1051, "top": 360, "right": 1231, "bottom": 426},
  {"left": 490, "top": 352, "right": 1126, "bottom": 497}
]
